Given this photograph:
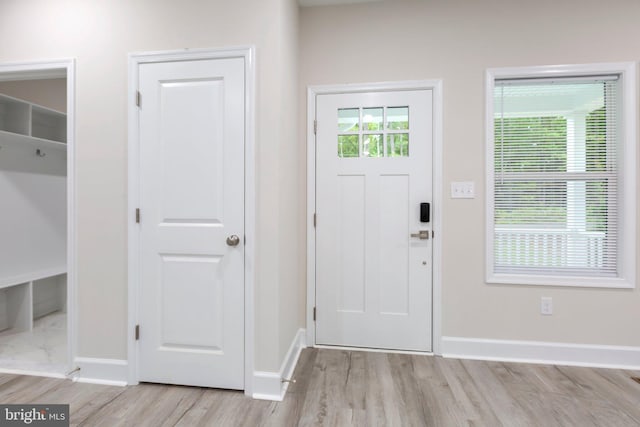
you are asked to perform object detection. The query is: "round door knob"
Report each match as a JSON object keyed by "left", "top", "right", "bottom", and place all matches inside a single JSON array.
[{"left": 226, "top": 235, "right": 240, "bottom": 247}]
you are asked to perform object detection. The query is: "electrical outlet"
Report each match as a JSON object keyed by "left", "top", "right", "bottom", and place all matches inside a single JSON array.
[
  {"left": 451, "top": 181, "right": 475, "bottom": 199},
  {"left": 540, "top": 297, "right": 553, "bottom": 315}
]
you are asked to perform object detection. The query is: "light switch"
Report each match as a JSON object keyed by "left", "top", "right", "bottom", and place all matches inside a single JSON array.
[{"left": 451, "top": 181, "right": 475, "bottom": 199}]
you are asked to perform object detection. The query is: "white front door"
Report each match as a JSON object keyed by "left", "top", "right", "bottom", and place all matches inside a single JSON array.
[
  {"left": 316, "top": 89, "right": 433, "bottom": 352},
  {"left": 137, "top": 57, "right": 245, "bottom": 389}
]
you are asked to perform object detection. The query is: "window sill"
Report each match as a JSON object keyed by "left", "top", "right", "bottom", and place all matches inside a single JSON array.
[{"left": 486, "top": 273, "right": 635, "bottom": 289}]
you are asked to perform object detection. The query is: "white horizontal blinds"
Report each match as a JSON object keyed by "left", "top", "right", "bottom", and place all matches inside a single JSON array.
[{"left": 493, "top": 76, "right": 619, "bottom": 277}]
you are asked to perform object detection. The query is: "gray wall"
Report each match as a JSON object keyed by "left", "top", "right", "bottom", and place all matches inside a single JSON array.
[
  {"left": 1, "top": 0, "right": 636, "bottom": 378},
  {"left": 0, "top": 0, "right": 302, "bottom": 372},
  {"left": 0, "top": 79, "right": 66, "bottom": 112},
  {"left": 300, "top": 0, "right": 640, "bottom": 347}
]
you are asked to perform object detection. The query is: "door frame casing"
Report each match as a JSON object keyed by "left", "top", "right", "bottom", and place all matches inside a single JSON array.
[
  {"left": 307, "top": 80, "right": 443, "bottom": 354},
  {"left": 127, "top": 47, "right": 256, "bottom": 395},
  {"left": 0, "top": 58, "right": 77, "bottom": 375}
]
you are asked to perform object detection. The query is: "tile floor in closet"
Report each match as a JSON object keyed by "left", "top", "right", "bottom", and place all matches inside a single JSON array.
[{"left": 0, "top": 311, "right": 66, "bottom": 375}]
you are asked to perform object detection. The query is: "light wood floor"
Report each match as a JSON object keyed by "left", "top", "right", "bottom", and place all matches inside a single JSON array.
[{"left": 1, "top": 348, "right": 639, "bottom": 426}]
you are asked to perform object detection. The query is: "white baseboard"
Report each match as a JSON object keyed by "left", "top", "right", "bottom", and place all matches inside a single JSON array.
[
  {"left": 252, "top": 328, "right": 306, "bottom": 401},
  {"left": 0, "top": 368, "right": 66, "bottom": 379},
  {"left": 72, "top": 357, "right": 128, "bottom": 386},
  {"left": 442, "top": 336, "right": 640, "bottom": 370},
  {"left": 252, "top": 371, "right": 281, "bottom": 400}
]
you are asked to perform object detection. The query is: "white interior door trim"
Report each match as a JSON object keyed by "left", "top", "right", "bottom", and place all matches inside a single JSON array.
[
  {"left": 127, "top": 46, "right": 256, "bottom": 395},
  {"left": 307, "top": 80, "right": 443, "bottom": 355},
  {"left": 0, "top": 58, "right": 77, "bottom": 374}
]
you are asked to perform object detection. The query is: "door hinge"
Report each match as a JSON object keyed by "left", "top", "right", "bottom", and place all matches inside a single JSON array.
[
  {"left": 313, "top": 119, "right": 317, "bottom": 135},
  {"left": 135, "top": 208, "right": 141, "bottom": 224},
  {"left": 313, "top": 307, "right": 316, "bottom": 321},
  {"left": 313, "top": 213, "right": 316, "bottom": 228},
  {"left": 136, "top": 91, "right": 141, "bottom": 107},
  {"left": 432, "top": 230, "right": 435, "bottom": 238},
  {"left": 135, "top": 325, "right": 140, "bottom": 340}
]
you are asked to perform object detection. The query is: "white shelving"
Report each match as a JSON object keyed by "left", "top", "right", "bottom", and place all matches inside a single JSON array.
[
  {"left": 0, "top": 93, "right": 66, "bottom": 151},
  {"left": 0, "top": 273, "right": 66, "bottom": 336},
  {"left": 0, "top": 266, "right": 66, "bottom": 290},
  {"left": 0, "top": 282, "right": 32, "bottom": 334},
  {"left": 0, "top": 93, "right": 67, "bottom": 336}
]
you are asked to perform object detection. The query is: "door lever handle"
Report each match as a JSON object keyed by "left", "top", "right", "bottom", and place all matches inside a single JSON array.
[{"left": 410, "top": 230, "right": 430, "bottom": 240}]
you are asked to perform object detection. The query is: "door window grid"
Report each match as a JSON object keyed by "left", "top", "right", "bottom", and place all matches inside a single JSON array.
[{"left": 338, "top": 106, "right": 409, "bottom": 157}]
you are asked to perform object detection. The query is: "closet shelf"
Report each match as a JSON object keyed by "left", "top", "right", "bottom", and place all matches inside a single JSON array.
[
  {"left": 0, "top": 266, "right": 66, "bottom": 290},
  {"left": 0, "top": 93, "right": 67, "bottom": 151},
  {"left": 0, "top": 130, "right": 67, "bottom": 152}
]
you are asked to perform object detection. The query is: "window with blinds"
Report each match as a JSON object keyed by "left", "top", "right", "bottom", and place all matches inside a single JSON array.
[{"left": 491, "top": 76, "right": 620, "bottom": 279}]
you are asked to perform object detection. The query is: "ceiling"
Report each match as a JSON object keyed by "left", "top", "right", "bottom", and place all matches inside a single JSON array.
[{"left": 299, "top": 0, "right": 383, "bottom": 7}]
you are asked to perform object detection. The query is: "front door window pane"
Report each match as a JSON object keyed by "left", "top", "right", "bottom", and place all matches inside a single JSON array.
[
  {"left": 338, "top": 135, "right": 359, "bottom": 157},
  {"left": 338, "top": 108, "right": 359, "bottom": 132},
  {"left": 387, "top": 107, "right": 409, "bottom": 130},
  {"left": 387, "top": 133, "right": 409, "bottom": 157},
  {"left": 363, "top": 108, "right": 383, "bottom": 131},
  {"left": 364, "top": 134, "right": 383, "bottom": 157}
]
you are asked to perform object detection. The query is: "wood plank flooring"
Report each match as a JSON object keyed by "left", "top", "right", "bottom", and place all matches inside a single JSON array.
[{"left": 0, "top": 348, "right": 639, "bottom": 426}]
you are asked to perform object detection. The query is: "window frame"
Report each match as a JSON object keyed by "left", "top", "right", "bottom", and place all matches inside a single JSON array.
[{"left": 485, "top": 62, "right": 637, "bottom": 288}]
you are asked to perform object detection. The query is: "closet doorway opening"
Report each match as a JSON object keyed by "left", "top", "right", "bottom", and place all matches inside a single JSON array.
[{"left": 0, "top": 60, "right": 75, "bottom": 378}]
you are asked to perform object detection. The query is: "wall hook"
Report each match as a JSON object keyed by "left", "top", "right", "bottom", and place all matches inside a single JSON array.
[{"left": 36, "top": 149, "right": 46, "bottom": 157}]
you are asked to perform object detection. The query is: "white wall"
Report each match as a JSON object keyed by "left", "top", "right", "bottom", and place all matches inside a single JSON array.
[
  {"left": 0, "top": 143, "right": 66, "bottom": 281},
  {"left": 277, "top": 0, "right": 302, "bottom": 370},
  {"left": 253, "top": 0, "right": 303, "bottom": 371},
  {"left": 0, "top": 0, "right": 302, "bottom": 373},
  {"left": 300, "top": 0, "right": 640, "bottom": 347},
  {"left": 0, "top": 79, "right": 66, "bottom": 112}
]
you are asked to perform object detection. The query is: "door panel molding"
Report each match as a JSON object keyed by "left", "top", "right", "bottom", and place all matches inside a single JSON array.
[
  {"left": 128, "top": 46, "right": 255, "bottom": 395},
  {"left": 307, "top": 80, "right": 443, "bottom": 354}
]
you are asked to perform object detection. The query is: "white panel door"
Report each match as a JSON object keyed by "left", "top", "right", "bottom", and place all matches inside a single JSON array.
[
  {"left": 138, "top": 57, "right": 245, "bottom": 389},
  {"left": 316, "top": 90, "right": 433, "bottom": 351}
]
